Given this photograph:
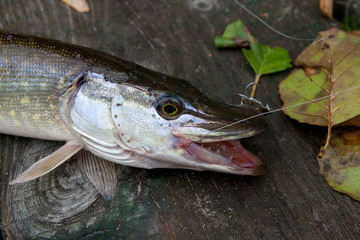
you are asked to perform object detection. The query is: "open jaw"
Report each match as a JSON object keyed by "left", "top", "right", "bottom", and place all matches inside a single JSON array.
[{"left": 177, "top": 138, "right": 265, "bottom": 176}]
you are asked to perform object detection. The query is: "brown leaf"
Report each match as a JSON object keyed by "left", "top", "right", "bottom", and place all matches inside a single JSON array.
[
  {"left": 280, "top": 28, "right": 360, "bottom": 127},
  {"left": 62, "top": 0, "right": 90, "bottom": 13},
  {"left": 318, "top": 128, "right": 360, "bottom": 201},
  {"left": 319, "top": 0, "right": 333, "bottom": 19},
  {"left": 337, "top": 115, "right": 360, "bottom": 127},
  {"left": 279, "top": 28, "right": 360, "bottom": 153}
]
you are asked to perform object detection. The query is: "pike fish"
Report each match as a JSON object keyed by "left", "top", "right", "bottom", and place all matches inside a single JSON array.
[{"left": 0, "top": 30, "right": 267, "bottom": 199}]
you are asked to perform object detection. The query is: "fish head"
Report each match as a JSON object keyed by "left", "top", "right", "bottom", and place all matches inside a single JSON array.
[{"left": 109, "top": 70, "right": 268, "bottom": 176}]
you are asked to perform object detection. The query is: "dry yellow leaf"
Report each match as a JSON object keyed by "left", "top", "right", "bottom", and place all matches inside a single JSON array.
[
  {"left": 62, "top": 0, "right": 90, "bottom": 13},
  {"left": 319, "top": 0, "right": 333, "bottom": 19}
]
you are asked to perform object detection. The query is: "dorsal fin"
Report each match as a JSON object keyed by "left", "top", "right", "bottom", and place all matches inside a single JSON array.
[{"left": 10, "top": 141, "right": 83, "bottom": 184}]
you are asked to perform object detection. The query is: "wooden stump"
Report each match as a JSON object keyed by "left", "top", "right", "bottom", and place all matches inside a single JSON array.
[{"left": 1, "top": 0, "right": 360, "bottom": 239}]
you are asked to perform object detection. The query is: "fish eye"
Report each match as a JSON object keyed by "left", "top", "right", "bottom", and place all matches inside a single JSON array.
[
  {"left": 163, "top": 103, "right": 178, "bottom": 115},
  {"left": 156, "top": 96, "right": 183, "bottom": 120}
]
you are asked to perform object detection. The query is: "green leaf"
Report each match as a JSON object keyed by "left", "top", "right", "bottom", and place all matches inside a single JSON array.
[
  {"left": 214, "top": 19, "right": 255, "bottom": 48},
  {"left": 242, "top": 42, "right": 292, "bottom": 75},
  {"left": 318, "top": 128, "right": 360, "bottom": 201},
  {"left": 341, "top": 15, "right": 360, "bottom": 32}
]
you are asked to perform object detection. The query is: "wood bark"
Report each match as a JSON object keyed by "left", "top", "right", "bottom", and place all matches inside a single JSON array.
[{"left": 0, "top": 0, "right": 359, "bottom": 239}]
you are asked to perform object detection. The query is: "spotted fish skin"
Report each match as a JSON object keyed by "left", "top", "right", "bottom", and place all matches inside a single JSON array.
[
  {"left": 0, "top": 30, "right": 133, "bottom": 141},
  {"left": 0, "top": 32, "right": 84, "bottom": 140}
]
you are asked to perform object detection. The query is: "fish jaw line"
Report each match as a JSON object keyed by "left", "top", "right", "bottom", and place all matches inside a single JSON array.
[
  {"left": 171, "top": 109, "right": 267, "bottom": 143},
  {"left": 172, "top": 126, "right": 261, "bottom": 143},
  {"left": 170, "top": 136, "right": 265, "bottom": 176}
]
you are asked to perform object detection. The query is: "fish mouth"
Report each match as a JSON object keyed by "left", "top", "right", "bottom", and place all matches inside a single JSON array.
[
  {"left": 170, "top": 104, "right": 267, "bottom": 175},
  {"left": 174, "top": 137, "right": 264, "bottom": 176}
]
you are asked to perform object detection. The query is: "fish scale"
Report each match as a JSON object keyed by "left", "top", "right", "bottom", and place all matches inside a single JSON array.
[{"left": 0, "top": 32, "right": 89, "bottom": 141}]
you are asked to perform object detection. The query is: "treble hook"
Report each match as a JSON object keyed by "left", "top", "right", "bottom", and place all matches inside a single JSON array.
[{"left": 237, "top": 82, "right": 270, "bottom": 111}]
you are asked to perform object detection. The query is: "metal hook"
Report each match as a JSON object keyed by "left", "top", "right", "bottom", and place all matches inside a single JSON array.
[
  {"left": 245, "top": 82, "right": 261, "bottom": 95},
  {"left": 236, "top": 82, "right": 270, "bottom": 111}
]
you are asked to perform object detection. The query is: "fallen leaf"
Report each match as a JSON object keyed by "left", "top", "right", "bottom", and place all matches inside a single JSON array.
[
  {"left": 214, "top": 19, "right": 255, "bottom": 48},
  {"left": 279, "top": 28, "right": 360, "bottom": 127},
  {"left": 243, "top": 42, "right": 292, "bottom": 98},
  {"left": 338, "top": 115, "right": 360, "bottom": 127},
  {"left": 318, "top": 128, "right": 360, "bottom": 201},
  {"left": 215, "top": 19, "right": 292, "bottom": 99},
  {"left": 62, "top": 0, "right": 90, "bottom": 13},
  {"left": 242, "top": 43, "right": 292, "bottom": 76},
  {"left": 280, "top": 28, "right": 360, "bottom": 154},
  {"left": 319, "top": 0, "right": 333, "bottom": 19}
]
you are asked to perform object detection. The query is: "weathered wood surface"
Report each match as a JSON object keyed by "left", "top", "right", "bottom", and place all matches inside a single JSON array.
[{"left": 1, "top": 0, "right": 360, "bottom": 239}]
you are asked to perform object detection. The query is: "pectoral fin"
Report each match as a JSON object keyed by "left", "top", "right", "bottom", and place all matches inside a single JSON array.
[
  {"left": 10, "top": 141, "right": 83, "bottom": 185},
  {"left": 77, "top": 151, "right": 117, "bottom": 200}
]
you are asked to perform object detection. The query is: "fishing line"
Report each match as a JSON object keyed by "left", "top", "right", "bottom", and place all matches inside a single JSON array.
[
  {"left": 197, "top": 1, "right": 360, "bottom": 141},
  {"left": 195, "top": 84, "right": 360, "bottom": 143},
  {"left": 232, "top": 0, "right": 315, "bottom": 41},
  {"left": 233, "top": 0, "right": 360, "bottom": 44},
  {"left": 208, "top": 84, "right": 360, "bottom": 136}
]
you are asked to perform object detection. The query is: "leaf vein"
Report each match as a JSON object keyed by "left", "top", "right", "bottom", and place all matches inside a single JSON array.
[
  {"left": 288, "top": 87, "right": 328, "bottom": 110},
  {"left": 333, "top": 38, "right": 360, "bottom": 68},
  {"left": 291, "top": 111, "right": 328, "bottom": 120},
  {"left": 304, "top": 69, "right": 329, "bottom": 93},
  {"left": 333, "top": 96, "right": 360, "bottom": 114},
  {"left": 333, "top": 60, "right": 360, "bottom": 84}
]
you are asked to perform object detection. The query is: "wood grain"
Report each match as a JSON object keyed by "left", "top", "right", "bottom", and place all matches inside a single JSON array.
[{"left": 1, "top": 0, "right": 360, "bottom": 239}]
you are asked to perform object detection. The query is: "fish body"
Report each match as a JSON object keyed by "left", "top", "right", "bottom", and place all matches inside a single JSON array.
[
  {"left": 0, "top": 30, "right": 267, "bottom": 195},
  {"left": 0, "top": 35, "right": 78, "bottom": 140},
  {"left": 0, "top": 31, "right": 126, "bottom": 141}
]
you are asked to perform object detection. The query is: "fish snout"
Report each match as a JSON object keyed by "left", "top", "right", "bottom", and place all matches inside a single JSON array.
[{"left": 174, "top": 103, "right": 268, "bottom": 142}]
